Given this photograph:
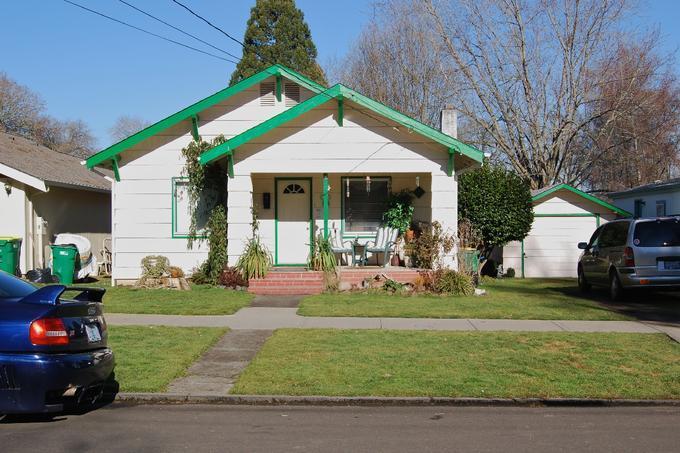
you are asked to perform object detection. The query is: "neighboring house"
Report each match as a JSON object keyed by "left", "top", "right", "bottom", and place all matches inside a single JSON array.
[
  {"left": 608, "top": 178, "right": 680, "bottom": 218},
  {"left": 503, "top": 184, "right": 630, "bottom": 278},
  {"left": 0, "top": 132, "right": 111, "bottom": 274},
  {"left": 84, "top": 65, "right": 483, "bottom": 285}
]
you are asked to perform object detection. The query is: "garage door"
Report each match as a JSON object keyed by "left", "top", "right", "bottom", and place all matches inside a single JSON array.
[{"left": 522, "top": 216, "right": 598, "bottom": 278}]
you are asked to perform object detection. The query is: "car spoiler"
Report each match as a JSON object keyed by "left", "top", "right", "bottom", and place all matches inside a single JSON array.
[{"left": 20, "top": 285, "right": 106, "bottom": 305}]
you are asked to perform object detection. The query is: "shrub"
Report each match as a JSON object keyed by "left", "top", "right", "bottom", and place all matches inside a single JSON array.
[
  {"left": 168, "top": 266, "right": 185, "bottom": 278},
  {"left": 140, "top": 255, "right": 170, "bottom": 279},
  {"left": 219, "top": 266, "right": 249, "bottom": 288},
  {"left": 383, "top": 278, "right": 405, "bottom": 293},
  {"left": 505, "top": 267, "right": 516, "bottom": 278},
  {"left": 236, "top": 236, "right": 272, "bottom": 280},
  {"left": 189, "top": 266, "right": 210, "bottom": 285},
  {"left": 308, "top": 234, "right": 336, "bottom": 272},
  {"left": 383, "top": 190, "right": 414, "bottom": 234},
  {"left": 411, "top": 221, "right": 455, "bottom": 269},
  {"left": 434, "top": 270, "right": 475, "bottom": 296}
]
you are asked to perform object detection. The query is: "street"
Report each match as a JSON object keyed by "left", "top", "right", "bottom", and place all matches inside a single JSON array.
[{"left": 2, "top": 404, "right": 679, "bottom": 452}]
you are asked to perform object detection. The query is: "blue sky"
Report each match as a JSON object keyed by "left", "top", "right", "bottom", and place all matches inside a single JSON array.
[{"left": 1, "top": 0, "right": 678, "bottom": 149}]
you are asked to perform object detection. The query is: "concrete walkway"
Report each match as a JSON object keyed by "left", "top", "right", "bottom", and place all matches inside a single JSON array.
[
  {"left": 106, "top": 307, "right": 678, "bottom": 337},
  {"left": 167, "top": 330, "right": 272, "bottom": 396}
]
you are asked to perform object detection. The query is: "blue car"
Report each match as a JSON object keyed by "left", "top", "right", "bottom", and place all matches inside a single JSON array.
[{"left": 0, "top": 271, "right": 114, "bottom": 415}]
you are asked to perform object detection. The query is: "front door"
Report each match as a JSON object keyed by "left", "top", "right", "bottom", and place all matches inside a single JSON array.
[{"left": 276, "top": 179, "right": 312, "bottom": 265}]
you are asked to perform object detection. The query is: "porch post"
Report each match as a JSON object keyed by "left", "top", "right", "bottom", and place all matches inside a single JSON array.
[{"left": 323, "top": 173, "right": 329, "bottom": 239}]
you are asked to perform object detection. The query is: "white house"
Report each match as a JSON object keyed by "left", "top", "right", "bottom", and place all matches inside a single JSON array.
[
  {"left": 84, "top": 65, "right": 483, "bottom": 285},
  {"left": 503, "top": 184, "right": 630, "bottom": 278},
  {"left": 0, "top": 132, "right": 111, "bottom": 274},
  {"left": 608, "top": 178, "right": 680, "bottom": 218}
]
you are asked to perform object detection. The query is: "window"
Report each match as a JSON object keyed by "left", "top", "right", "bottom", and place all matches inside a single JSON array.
[
  {"left": 342, "top": 177, "right": 390, "bottom": 234},
  {"left": 634, "top": 219, "right": 680, "bottom": 247},
  {"left": 260, "top": 81, "right": 276, "bottom": 106},
  {"left": 284, "top": 82, "right": 300, "bottom": 107},
  {"left": 656, "top": 200, "right": 667, "bottom": 217},
  {"left": 634, "top": 199, "right": 645, "bottom": 217},
  {"left": 283, "top": 183, "right": 305, "bottom": 194},
  {"left": 598, "top": 221, "right": 630, "bottom": 248},
  {"left": 172, "top": 178, "right": 209, "bottom": 237}
]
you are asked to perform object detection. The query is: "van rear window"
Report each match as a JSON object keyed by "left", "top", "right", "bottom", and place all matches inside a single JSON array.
[{"left": 633, "top": 219, "right": 680, "bottom": 247}]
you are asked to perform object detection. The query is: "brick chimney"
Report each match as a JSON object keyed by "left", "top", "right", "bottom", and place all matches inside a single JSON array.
[{"left": 440, "top": 105, "right": 458, "bottom": 139}]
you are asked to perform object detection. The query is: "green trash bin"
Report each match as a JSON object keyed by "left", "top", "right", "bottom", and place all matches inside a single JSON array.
[
  {"left": 0, "top": 237, "right": 22, "bottom": 275},
  {"left": 50, "top": 244, "right": 80, "bottom": 284},
  {"left": 460, "top": 248, "right": 480, "bottom": 274}
]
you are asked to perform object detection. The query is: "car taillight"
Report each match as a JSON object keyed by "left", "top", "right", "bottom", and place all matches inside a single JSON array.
[
  {"left": 30, "top": 318, "right": 69, "bottom": 346},
  {"left": 623, "top": 247, "right": 635, "bottom": 267}
]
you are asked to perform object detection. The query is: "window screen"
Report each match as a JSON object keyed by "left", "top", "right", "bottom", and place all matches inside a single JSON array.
[{"left": 343, "top": 178, "right": 390, "bottom": 233}]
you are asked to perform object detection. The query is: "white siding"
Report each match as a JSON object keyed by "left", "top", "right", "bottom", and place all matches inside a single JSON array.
[
  {"left": 110, "top": 80, "right": 461, "bottom": 281},
  {"left": 611, "top": 190, "right": 678, "bottom": 217},
  {"left": 0, "top": 181, "right": 27, "bottom": 271},
  {"left": 504, "top": 189, "right": 619, "bottom": 278}
]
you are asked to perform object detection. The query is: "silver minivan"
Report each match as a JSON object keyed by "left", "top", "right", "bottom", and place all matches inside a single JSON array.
[{"left": 577, "top": 217, "right": 680, "bottom": 300}]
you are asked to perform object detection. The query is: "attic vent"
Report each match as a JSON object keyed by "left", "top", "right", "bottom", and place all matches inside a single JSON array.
[
  {"left": 260, "top": 82, "right": 276, "bottom": 106},
  {"left": 284, "top": 83, "right": 300, "bottom": 107}
]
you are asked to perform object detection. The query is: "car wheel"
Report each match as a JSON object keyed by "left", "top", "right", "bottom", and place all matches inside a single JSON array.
[
  {"left": 609, "top": 271, "right": 623, "bottom": 301},
  {"left": 578, "top": 266, "right": 591, "bottom": 293}
]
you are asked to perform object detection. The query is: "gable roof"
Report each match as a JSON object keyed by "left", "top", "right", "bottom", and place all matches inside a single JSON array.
[
  {"left": 532, "top": 183, "right": 630, "bottom": 216},
  {"left": 85, "top": 64, "right": 483, "bottom": 171},
  {"left": 199, "top": 83, "right": 484, "bottom": 166},
  {"left": 0, "top": 132, "right": 110, "bottom": 192},
  {"left": 84, "top": 65, "right": 326, "bottom": 169},
  {"left": 608, "top": 178, "right": 680, "bottom": 198}
]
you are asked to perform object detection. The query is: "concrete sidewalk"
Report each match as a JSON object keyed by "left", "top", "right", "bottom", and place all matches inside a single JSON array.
[{"left": 106, "top": 307, "right": 678, "bottom": 337}]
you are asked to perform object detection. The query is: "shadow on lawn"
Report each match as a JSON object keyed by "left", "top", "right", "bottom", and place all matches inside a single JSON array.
[{"left": 550, "top": 283, "right": 680, "bottom": 326}]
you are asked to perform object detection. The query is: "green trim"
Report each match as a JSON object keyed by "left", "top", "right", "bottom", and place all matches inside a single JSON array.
[
  {"left": 274, "top": 177, "right": 313, "bottom": 266},
  {"left": 520, "top": 239, "right": 525, "bottom": 279},
  {"left": 190, "top": 115, "right": 200, "bottom": 141},
  {"left": 199, "top": 84, "right": 484, "bottom": 166},
  {"left": 226, "top": 151, "right": 234, "bottom": 178},
  {"left": 170, "top": 177, "right": 207, "bottom": 239},
  {"left": 200, "top": 86, "right": 341, "bottom": 165},
  {"left": 111, "top": 156, "right": 120, "bottom": 182},
  {"left": 532, "top": 184, "right": 631, "bottom": 217},
  {"left": 322, "top": 173, "right": 329, "bottom": 239},
  {"left": 533, "top": 213, "right": 597, "bottom": 218},
  {"left": 340, "top": 176, "right": 391, "bottom": 238},
  {"left": 337, "top": 98, "right": 344, "bottom": 127},
  {"left": 85, "top": 65, "right": 325, "bottom": 169},
  {"left": 596, "top": 213, "right": 601, "bottom": 227}
]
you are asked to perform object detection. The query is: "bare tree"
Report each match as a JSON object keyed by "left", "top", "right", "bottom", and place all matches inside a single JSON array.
[
  {"left": 420, "top": 0, "right": 670, "bottom": 189},
  {"left": 587, "top": 39, "right": 680, "bottom": 191},
  {"left": 109, "top": 115, "right": 150, "bottom": 143},
  {"left": 0, "top": 72, "right": 96, "bottom": 157},
  {"left": 334, "top": 1, "right": 454, "bottom": 127}
]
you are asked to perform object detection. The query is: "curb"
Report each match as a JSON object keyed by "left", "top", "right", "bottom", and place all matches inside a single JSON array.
[{"left": 114, "top": 393, "right": 680, "bottom": 407}]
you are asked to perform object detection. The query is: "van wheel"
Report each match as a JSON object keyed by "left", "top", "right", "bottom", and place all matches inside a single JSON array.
[
  {"left": 578, "top": 267, "right": 591, "bottom": 293},
  {"left": 609, "top": 271, "right": 623, "bottom": 301}
]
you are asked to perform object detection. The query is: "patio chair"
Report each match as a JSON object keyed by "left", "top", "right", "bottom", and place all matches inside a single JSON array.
[
  {"left": 330, "top": 232, "right": 353, "bottom": 266},
  {"left": 364, "top": 227, "right": 399, "bottom": 267}
]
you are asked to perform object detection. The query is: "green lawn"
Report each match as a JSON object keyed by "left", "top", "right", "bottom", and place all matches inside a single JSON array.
[
  {"left": 298, "top": 278, "right": 628, "bottom": 320},
  {"left": 108, "top": 326, "right": 227, "bottom": 392},
  {"left": 232, "top": 329, "right": 680, "bottom": 399},
  {"left": 70, "top": 279, "right": 253, "bottom": 315}
]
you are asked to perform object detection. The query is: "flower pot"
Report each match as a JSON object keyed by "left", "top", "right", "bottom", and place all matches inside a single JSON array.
[
  {"left": 391, "top": 254, "right": 401, "bottom": 267},
  {"left": 405, "top": 229, "right": 415, "bottom": 242}
]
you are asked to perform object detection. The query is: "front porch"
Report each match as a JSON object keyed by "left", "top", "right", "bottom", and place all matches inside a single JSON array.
[
  {"left": 230, "top": 172, "right": 455, "bottom": 268},
  {"left": 247, "top": 266, "right": 423, "bottom": 295}
]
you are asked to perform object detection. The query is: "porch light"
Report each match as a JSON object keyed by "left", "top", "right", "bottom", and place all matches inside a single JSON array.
[
  {"left": 366, "top": 176, "right": 371, "bottom": 194},
  {"left": 416, "top": 176, "right": 420, "bottom": 187},
  {"left": 346, "top": 178, "right": 350, "bottom": 198}
]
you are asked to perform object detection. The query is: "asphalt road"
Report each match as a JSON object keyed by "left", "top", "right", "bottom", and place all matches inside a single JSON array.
[{"left": 2, "top": 404, "right": 679, "bottom": 452}]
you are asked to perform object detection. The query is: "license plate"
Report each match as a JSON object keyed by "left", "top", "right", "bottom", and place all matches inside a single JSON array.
[
  {"left": 658, "top": 261, "right": 680, "bottom": 270},
  {"left": 85, "top": 324, "right": 102, "bottom": 342}
]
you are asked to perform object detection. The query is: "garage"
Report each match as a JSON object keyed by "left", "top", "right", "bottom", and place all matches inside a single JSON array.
[{"left": 503, "top": 184, "right": 631, "bottom": 278}]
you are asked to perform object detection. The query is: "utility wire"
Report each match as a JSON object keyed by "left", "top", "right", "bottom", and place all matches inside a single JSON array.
[
  {"left": 169, "top": 0, "right": 397, "bottom": 129},
  {"left": 116, "top": 0, "right": 241, "bottom": 63},
  {"left": 62, "top": 0, "right": 235, "bottom": 64}
]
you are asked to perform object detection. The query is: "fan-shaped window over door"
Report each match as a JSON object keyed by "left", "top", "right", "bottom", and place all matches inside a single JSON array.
[{"left": 283, "top": 183, "right": 305, "bottom": 194}]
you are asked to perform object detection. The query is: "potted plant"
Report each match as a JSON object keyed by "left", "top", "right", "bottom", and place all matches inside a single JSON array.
[{"left": 383, "top": 190, "right": 414, "bottom": 236}]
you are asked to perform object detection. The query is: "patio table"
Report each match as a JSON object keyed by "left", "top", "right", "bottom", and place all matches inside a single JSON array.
[{"left": 351, "top": 240, "right": 368, "bottom": 266}]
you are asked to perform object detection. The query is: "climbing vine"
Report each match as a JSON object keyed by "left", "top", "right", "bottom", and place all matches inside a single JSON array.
[{"left": 181, "top": 135, "right": 229, "bottom": 283}]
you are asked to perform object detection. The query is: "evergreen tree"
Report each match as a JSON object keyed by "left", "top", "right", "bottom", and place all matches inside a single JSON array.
[{"left": 230, "top": 0, "right": 327, "bottom": 86}]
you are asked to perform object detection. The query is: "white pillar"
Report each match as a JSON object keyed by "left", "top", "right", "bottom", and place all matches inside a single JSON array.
[
  {"left": 226, "top": 174, "right": 253, "bottom": 265},
  {"left": 430, "top": 173, "right": 458, "bottom": 269}
]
